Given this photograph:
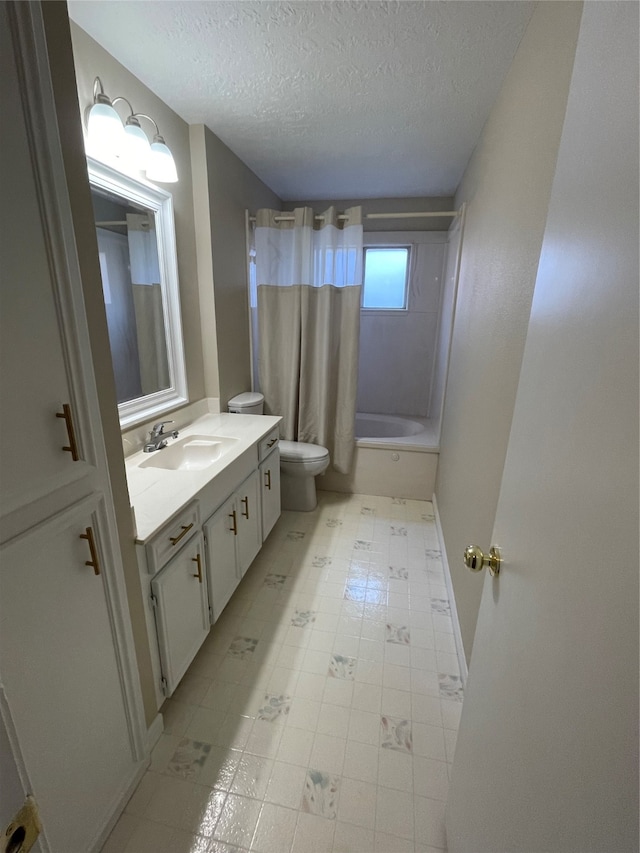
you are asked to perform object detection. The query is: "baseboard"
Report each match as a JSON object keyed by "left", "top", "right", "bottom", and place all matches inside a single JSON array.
[
  {"left": 432, "top": 493, "right": 468, "bottom": 686},
  {"left": 145, "top": 712, "right": 164, "bottom": 753}
]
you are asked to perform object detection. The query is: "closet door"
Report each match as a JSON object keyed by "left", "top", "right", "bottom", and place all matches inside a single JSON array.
[
  {"left": 0, "top": 6, "right": 145, "bottom": 852},
  {"left": 0, "top": 497, "right": 139, "bottom": 853}
]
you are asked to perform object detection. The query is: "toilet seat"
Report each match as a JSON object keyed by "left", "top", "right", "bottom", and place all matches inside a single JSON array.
[{"left": 279, "top": 440, "right": 329, "bottom": 463}]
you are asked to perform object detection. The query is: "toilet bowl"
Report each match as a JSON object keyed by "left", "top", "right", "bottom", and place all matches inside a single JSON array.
[
  {"left": 227, "top": 393, "right": 330, "bottom": 512},
  {"left": 279, "top": 440, "right": 330, "bottom": 512}
]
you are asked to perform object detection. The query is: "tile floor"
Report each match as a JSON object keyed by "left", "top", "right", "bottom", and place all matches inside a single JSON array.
[{"left": 103, "top": 491, "right": 463, "bottom": 853}]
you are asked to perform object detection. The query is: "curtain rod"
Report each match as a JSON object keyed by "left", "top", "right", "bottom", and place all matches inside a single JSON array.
[{"left": 249, "top": 209, "right": 460, "bottom": 224}]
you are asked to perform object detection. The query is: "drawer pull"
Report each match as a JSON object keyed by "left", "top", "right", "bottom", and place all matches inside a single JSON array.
[
  {"left": 241, "top": 496, "right": 250, "bottom": 519},
  {"left": 79, "top": 526, "right": 101, "bottom": 576},
  {"left": 191, "top": 553, "right": 203, "bottom": 583},
  {"left": 267, "top": 437, "right": 278, "bottom": 448},
  {"left": 169, "top": 523, "right": 193, "bottom": 546},
  {"left": 265, "top": 469, "right": 272, "bottom": 491},
  {"left": 56, "top": 403, "right": 80, "bottom": 461},
  {"left": 229, "top": 509, "right": 238, "bottom": 535}
]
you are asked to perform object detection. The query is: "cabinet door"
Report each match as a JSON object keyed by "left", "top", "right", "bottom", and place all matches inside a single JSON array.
[
  {"left": 236, "top": 470, "right": 262, "bottom": 577},
  {"left": 0, "top": 498, "right": 138, "bottom": 853},
  {"left": 151, "top": 533, "right": 209, "bottom": 695},
  {"left": 260, "top": 449, "right": 281, "bottom": 540},
  {"left": 204, "top": 494, "right": 240, "bottom": 622}
]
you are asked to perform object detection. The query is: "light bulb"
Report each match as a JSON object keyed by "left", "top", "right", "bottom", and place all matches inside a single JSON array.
[
  {"left": 146, "top": 135, "right": 178, "bottom": 183},
  {"left": 86, "top": 101, "right": 125, "bottom": 161},
  {"left": 123, "top": 119, "right": 151, "bottom": 171}
]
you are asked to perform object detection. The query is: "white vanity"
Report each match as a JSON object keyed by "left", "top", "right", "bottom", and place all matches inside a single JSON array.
[{"left": 125, "top": 412, "right": 282, "bottom": 709}]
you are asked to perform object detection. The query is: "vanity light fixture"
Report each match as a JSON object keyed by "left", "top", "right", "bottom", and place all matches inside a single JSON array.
[{"left": 85, "top": 77, "right": 178, "bottom": 183}]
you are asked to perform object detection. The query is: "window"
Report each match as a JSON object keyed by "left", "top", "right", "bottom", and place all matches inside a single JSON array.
[{"left": 362, "top": 246, "right": 410, "bottom": 309}]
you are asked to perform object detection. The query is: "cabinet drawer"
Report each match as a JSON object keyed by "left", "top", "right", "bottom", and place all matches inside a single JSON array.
[
  {"left": 145, "top": 502, "right": 200, "bottom": 574},
  {"left": 259, "top": 427, "right": 279, "bottom": 461}
]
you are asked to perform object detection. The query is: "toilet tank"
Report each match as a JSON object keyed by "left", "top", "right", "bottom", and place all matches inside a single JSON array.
[{"left": 228, "top": 391, "right": 264, "bottom": 415}]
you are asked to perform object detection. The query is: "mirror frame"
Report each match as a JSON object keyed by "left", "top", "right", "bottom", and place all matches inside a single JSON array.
[{"left": 87, "top": 157, "right": 187, "bottom": 428}]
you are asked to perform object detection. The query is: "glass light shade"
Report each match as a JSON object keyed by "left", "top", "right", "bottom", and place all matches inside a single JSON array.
[
  {"left": 86, "top": 102, "right": 125, "bottom": 161},
  {"left": 122, "top": 121, "right": 151, "bottom": 171},
  {"left": 146, "top": 136, "right": 178, "bottom": 183}
]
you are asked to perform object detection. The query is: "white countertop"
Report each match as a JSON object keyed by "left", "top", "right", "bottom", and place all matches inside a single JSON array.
[{"left": 125, "top": 412, "right": 281, "bottom": 544}]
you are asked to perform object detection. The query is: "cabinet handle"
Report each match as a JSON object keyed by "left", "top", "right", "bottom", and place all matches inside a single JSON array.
[
  {"left": 229, "top": 509, "right": 238, "bottom": 535},
  {"left": 79, "top": 526, "right": 101, "bottom": 576},
  {"left": 265, "top": 469, "right": 272, "bottom": 490},
  {"left": 191, "top": 553, "right": 203, "bottom": 583},
  {"left": 267, "top": 437, "right": 277, "bottom": 448},
  {"left": 241, "top": 496, "right": 249, "bottom": 519},
  {"left": 56, "top": 403, "right": 80, "bottom": 461},
  {"left": 169, "top": 523, "right": 193, "bottom": 546}
]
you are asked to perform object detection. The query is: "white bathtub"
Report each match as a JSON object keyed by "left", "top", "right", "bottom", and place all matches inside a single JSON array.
[{"left": 320, "top": 413, "right": 440, "bottom": 500}]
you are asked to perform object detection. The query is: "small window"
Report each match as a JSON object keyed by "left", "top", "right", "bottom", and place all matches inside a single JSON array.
[{"left": 362, "top": 246, "right": 410, "bottom": 309}]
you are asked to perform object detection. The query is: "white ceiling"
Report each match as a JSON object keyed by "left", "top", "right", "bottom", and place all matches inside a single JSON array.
[{"left": 68, "top": 1, "right": 534, "bottom": 201}]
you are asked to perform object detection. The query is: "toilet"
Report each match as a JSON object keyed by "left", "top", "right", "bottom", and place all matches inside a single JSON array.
[{"left": 228, "top": 392, "right": 330, "bottom": 512}]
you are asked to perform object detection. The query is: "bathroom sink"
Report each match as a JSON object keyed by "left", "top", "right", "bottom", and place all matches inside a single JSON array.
[{"left": 139, "top": 435, "right": 239, "bottom": 471}]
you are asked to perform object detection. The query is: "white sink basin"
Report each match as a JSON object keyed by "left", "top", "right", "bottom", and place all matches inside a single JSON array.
[{"left": 139, "top": 435, "right": 239, "bottom": 471}]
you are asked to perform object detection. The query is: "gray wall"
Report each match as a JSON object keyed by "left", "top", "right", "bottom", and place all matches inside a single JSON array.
[
  {"left": 357, "top": 232, "right": 446, "bottom": 418},
  {"left": 192, "top": 125, "right": 282, "bottom": 409},
  {"left": 435, "top": 1, "right": 584, "bottom": 661}
]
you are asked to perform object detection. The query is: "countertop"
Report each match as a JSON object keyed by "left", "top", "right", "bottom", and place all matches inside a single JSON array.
[{"left": 125, "top": 412, "right": 281, "bottom": 544}]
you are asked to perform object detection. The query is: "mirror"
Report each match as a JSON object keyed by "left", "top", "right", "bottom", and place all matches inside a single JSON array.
[{"left": 88, "top": 158, "right": 187, "bottom": 428}]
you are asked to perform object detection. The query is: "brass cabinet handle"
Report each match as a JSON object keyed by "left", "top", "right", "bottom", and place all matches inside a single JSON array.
[
  {"left": 56, "top": 403, "right": 80, "bottom": 461},
  {"left": 79, "top": 526, "right": 101, "bottom": 576},
  {"left": 191, "top": 553, "right": 203, "bottom": 583},
  {"left": 241, "top": 496, "right": 249, "bottom": 519},
  {"left": 265, "top": 469, "right": 271, "bottom": 490},
  {"left": 169, "top": 523, "right": 193, "bottom": 546},
  {"left": 464, "top": 544, "right": 502, "bottom": 577},
  {"left": 229, "top": 509, "right": 238, "bottom": 535},
  {"left": 267, "top": 437, "right": 277, "bottom": 448}
]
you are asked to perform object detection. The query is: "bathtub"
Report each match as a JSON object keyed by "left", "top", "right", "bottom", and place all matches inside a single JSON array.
[{"left": 320, "top": 413, "right": 440, "bottom": 500}]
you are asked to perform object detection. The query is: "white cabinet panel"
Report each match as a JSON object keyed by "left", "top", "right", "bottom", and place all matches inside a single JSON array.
[
  {"left": 204, "top": 494, "right": 239, "bottom": 622},
  {"left": 0, "top": 498, "right": 137, "bottom": 853},
  {"left": 260, "top": 449, "right": 281, "bottom": 541},
  {"left": 151, "top": 533, "right": 209, "bottom": 695},
  {"left": 236, "top": 469, "right": 262, "bottom": 577}
]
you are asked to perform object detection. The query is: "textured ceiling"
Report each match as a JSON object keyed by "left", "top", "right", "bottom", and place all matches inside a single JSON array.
[{"left": 68, "top": 1, "right": 534, "bottom": 200}]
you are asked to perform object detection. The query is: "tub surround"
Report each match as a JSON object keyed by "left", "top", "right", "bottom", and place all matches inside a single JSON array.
[{"left": 125, "top": 411, "right": 280, "bottom": 543}]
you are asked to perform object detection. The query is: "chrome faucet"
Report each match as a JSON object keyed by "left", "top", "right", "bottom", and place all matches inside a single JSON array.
[{"left": 143, "top": 421, "right": 179, "bottom": 452}]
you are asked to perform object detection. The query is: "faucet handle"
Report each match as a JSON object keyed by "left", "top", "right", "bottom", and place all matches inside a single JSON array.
[{"left": 151, "top": 420, "right": 173, "bottom": 436}]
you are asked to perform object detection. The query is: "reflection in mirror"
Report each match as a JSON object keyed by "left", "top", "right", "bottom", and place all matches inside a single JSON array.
[
  {"left": 91, "top": 187, "right": 170, "bottom": 403},
  {"left": 87, "top": 159, "right": 187, "bottom": 428}
]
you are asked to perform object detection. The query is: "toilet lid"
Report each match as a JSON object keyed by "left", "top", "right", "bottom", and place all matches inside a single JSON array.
[
  {"left": 279, "top": 440, "right": 329, "bottom": 463},
  {"left": 228, "top": 391, "right": 264, "bottom": 409}
]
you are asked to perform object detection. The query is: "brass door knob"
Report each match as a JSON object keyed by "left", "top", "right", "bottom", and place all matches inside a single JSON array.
[{"left": 464, "top": 544, "right": 502, "bottom": 577}]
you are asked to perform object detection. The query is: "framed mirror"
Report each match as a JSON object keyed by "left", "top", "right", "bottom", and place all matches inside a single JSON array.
[{"left": 88, "top": 158, "right": 187, "bottom": 428}]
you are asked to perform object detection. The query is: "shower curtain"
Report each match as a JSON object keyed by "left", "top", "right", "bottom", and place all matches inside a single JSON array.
[{"left": 255, "top": 206, "right": 363, "bottom": 474}]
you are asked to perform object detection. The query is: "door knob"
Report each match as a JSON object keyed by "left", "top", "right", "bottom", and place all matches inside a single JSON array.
[{"left": 464, "top": 544, "right": 502, "bottom": 577}]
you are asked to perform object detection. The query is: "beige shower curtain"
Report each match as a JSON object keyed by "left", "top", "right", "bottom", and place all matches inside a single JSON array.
[{"left": 255, "top": 206, "right": 363, "bottom": 474}]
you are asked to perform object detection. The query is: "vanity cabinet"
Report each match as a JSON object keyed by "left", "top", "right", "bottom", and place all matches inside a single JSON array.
[
  {"left": 150, "top": 533, "right": 209, "bottom": 695},
  {"left": 260, "top": 448, "right": 281, "bottom": 540},
  {"left": 204, "top": 470, "right": 261, "bottom": 622}
]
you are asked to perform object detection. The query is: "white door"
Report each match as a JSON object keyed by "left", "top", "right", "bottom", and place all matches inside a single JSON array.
[
  {"left": 0, "top": 5, "right": 145, "bottom": 851},
  {"left": 204, "top": 494, "right": 241, "bottom": 622},
  {"left": 260, "top": 450, "right": 281, "bottom": 540},
  {"left": 0, "top": 498, "right": 140, "bottom": 853},
  {"left": 236, "top": 470, "right": 262, "bottom": 576},
  {"left": 445, "top": 5, "right": 638, "bottom": 852},
  {"left": 151, "top": 534, "right": 209, "bottom": 695}
]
